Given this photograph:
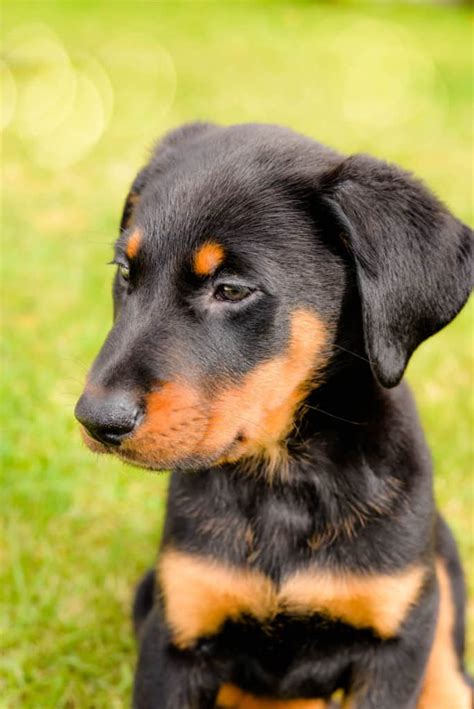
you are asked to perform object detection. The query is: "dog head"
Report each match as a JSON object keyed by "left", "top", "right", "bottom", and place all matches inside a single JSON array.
[{"left": 75, "top": 123, "right": 472, "bottom": 472}]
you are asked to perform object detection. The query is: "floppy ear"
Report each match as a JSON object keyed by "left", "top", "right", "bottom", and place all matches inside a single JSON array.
[{"left": 321, "top": 154, "right": 472, "bottom": 387}]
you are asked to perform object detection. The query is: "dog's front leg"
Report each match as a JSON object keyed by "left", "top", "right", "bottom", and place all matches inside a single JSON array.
[
  {"left": 345, "top": 592, "right": 438, "bottom": 709},
  {"left": 133, "top": 605, "right": 219, "bottom": 709}
]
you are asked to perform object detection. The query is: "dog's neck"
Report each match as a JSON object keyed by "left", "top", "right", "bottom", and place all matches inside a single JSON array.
[
  {"left": 167, "top": 360, "right": 428, "bottom": 574},
  {"left": 297, "top": 358, "right": 380, "bottom": 435},
  {"left": 231, "top": 358, "right": 383, "bottom": 480},
  {"left": 226, "top": 361, "right": 411, "bottom": 536}
]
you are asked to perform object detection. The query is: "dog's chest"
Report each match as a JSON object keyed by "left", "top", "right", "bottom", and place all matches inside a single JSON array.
[{"left": 158, "top": 548, "right": 425, "bottom": 650}]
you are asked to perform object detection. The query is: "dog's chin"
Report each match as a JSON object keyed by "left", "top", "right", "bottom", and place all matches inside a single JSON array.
[
  {"left": 80, "top": 427, "right": 282, "bottom": 475},
  {"left": 115, "top": 436, "right": 243, "bottom": 473},
  {"left": 79, "top": 423, "right": 255, "bottom": 472},
  {"left": 79, "top": 431, "right": 243, "bottom": 473}
]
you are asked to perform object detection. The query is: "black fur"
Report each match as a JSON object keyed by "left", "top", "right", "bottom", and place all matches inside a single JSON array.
[{"left": 75, "top": 123, "right": 472, "bottom": 708}]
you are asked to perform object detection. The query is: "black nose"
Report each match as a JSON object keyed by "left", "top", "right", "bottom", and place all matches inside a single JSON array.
[{"left": 74, "top": 389, "right": 142, "bottom": 446}]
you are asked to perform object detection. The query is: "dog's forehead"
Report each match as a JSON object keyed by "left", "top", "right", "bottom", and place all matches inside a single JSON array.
[{"left": 122, "top": 163, "right": 313, "bottom": 269}]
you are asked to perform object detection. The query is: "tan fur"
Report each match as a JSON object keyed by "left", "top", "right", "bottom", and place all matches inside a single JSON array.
[
  {"left": 280, "top": 563, "right": 426, "bottom": 638},
  {"left": 216, "top": 684, "right": 328, "bottom": 708},
  {"left": 202, "top": 310, "right": 327, "bottom": 473},
  {"left": 119, "top": 381, "right": 207, "bottom": 467},
  {"left": 417, "top": 560, "right": 471, "bottom": 708},
  {"left": 193, "top": 241, "right": 225, "bottom": 276},
  {"left": 158, "top": 549, "right": 275, "bottom": 650},
  {"left": 109, "top": 310, "right": 327, "bottom": 471},
  {"left": 126, "top": 228, "right": 142, "bottom": 259},
  {"left": 158, "top": 549, "right": 426, "bottom": 650}
]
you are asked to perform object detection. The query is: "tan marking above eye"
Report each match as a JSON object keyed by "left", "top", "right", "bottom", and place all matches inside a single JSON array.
[
  {"left": 193, "top": 241, "right": 225, "bottom": 276},
  {"left": 158, "top": 548, "right": 427, "bottom": 649},
  {"left": 417, "top": 559, "right": 472, "bottom": 708},
  {"left": 125, "top": 228, "right": 142, "bottom": 259}
]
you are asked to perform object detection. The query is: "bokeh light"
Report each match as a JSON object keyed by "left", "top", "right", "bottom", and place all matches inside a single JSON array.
[
  {"left": 4, "top": 23, "right": 77, "bottom": 140},
  {"left": 98, "top": 33, "right": 176, "bottom": 139},
  {"left": 2, "top": 25, "right": 176, "bottom": 168},
  {"left": 0, "top": 60, "right": 17, "bottom": 130}
]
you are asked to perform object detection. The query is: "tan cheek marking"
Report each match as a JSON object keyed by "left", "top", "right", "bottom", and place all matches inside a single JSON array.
[
  {"left": 201, "top": 310, "right": 328, "bottom": 465},
  {"left": 125, "top": 228, "right": 142, "bottom": 259},
  {"left": 216, "top": 684, "right": 328, "bottom": 708},
  {"left": 121, "top": 382, "right": 206, "bottom": 466},
  {"left": 193, "top": 241, "right": 225, "bottom": 276},
  {"left": 158, "top": 549, "right": 276, "bottom": 650},
  {"left": 117, "top": 310, "right": 327, "bottom": 469},
  {"left": 280, "top": 565, "right": 426, "bottom": 639},
  {"left": 417, "top": 560, "right": 472, "bottom": 708}
]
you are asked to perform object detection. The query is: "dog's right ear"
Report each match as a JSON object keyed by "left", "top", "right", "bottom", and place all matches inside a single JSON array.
[{"left": 318, "top": 155, "right": 472, "bottom": 387}]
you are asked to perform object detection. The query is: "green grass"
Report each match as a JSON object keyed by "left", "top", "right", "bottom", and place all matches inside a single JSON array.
[{"left": 1, "top": 2, "right": 472, "bottom": 706}]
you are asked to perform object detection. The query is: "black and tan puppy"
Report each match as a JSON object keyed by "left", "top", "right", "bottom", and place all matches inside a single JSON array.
[{"left": 75, "top": 123, "right": 472, "bottom": 708}]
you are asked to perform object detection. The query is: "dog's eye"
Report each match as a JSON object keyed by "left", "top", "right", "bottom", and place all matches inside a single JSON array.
[
  {"left": 214, "top": 284, "right": 253, "bottom": 302},
  {"left": 119, "top": 264, "right": 130, "bottom": 282}
]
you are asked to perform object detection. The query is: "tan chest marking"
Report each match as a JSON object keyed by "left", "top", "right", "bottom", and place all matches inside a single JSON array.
[
  {"left": 159, "top": 549, "right": 275, "bottom": 649},
  {"left": 216, "top": 683, "right": 328, "bottom": 708},
  {"left": 158, "top": 549, "right": 426, "bottom": 649},
  {"left": 417, "top": 560, "right": 472, "bottom": 708},
  {"left": 280, "top": 564, "right": 426, "bottom": 639}
]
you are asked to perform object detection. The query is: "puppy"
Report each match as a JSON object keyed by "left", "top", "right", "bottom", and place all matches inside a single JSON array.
[{"left": 75, "top": 122, "right": 473, "bottom": 708}]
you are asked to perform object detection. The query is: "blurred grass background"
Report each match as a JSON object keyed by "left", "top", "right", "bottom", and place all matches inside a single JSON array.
[{"left": 1, "top": 2, "right": 472, "bottom": 706}]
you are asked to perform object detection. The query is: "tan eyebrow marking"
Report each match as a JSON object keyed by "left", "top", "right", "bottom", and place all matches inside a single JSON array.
[
  {"left": 193, "top": 241, "right": 225, "bottom": 276},
  {"left": 126, "top": 229, "right": 142, "bottom": 259}
]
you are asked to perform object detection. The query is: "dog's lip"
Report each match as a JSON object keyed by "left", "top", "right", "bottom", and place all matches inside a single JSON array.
[
  {"left": 80, "top": 417, "right": 247, "bottom": 470},
  {"left": 110, "top": 432, "right": 245, "bottom": 472},
  {"left": 79, "top": 425, "right": 113, "bottom": 454}
]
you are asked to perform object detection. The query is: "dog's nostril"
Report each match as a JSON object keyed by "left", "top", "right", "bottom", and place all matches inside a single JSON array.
[
  {"left": 86, "top": 420, "right": 137, "bottom": 447},
  {"left": 74, "top": 391, "right": 142, "bottom": 447}
]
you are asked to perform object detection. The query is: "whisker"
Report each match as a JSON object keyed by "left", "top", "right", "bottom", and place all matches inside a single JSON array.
[
  {"left": 224, "top": 413, "right": 280, "bottom": 442},
  {"left": 302, "top": 404, "right": 366, "bottom": 427},
  {"left": 332, "top": 343, "right": 371, "bottom": 365}
]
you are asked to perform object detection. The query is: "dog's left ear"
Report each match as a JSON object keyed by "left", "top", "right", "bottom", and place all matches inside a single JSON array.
[{"left": 321, "top": 154, "right": 472, "bottom": 387}]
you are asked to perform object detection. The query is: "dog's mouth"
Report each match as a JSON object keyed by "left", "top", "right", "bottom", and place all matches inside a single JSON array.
[
  {"left": 80, "top": 424, "right": 246, "bottom": 472},
  {"left": 77, "top": 309, "right": 328, "bottom": 473}
]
